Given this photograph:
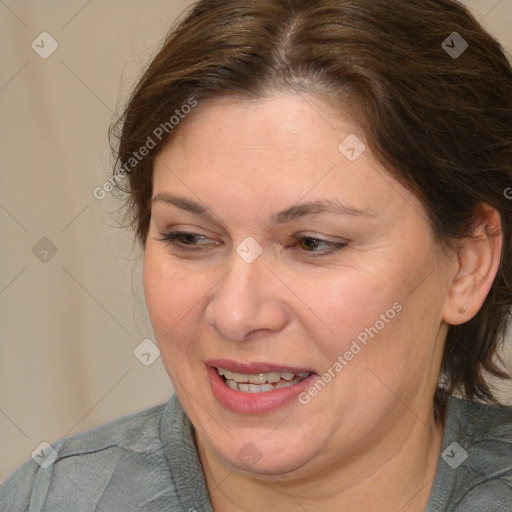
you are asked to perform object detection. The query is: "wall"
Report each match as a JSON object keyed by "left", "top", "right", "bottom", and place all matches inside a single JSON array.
[{"left": 1, "top": 0, "right": 511, "bottom": 481}]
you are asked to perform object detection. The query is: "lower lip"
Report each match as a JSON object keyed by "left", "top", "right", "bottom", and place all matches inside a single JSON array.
[{"left": 207, "top": 366, "right": 317, "bottom": 414}]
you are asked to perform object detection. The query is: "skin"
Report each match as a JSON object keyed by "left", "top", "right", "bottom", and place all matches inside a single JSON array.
[{"left": 143, "top": 93, "right": 502, "bottom": 511}]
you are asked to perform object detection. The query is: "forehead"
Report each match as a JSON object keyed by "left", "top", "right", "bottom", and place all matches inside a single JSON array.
[
  {"left": 156, "top": 94, "right": 359, "bottom": 183},
  {"left": 165, "top": 93, "right": 355, "bottom": 157},
  {"left": 152, "top": 93, "right": 423, "bottom": 225}
]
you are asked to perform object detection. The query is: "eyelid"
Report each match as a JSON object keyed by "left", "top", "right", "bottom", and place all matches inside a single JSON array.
[
  {"left": 156, "top": 229, "right": 221, "bottom": 250},
  {"left": 157, "top": 223, "right": 219, "bottom": 238},
  {"left": 156, "top": 228, "right": 349, "bottom": 257},
  {"left": 292, "top": 232, "right": 350, "bottom": 248},
  {"left": 293, "top": 232, "right": 348, "bottom": 243},
  {"left": 289, "top": 234, "right": 350, "bottom": 256}
]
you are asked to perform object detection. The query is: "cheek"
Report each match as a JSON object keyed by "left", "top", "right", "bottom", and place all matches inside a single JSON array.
[
  {"left": 294, "top": 264, "right": 426, "bottom": 391},
  {"left": 143, "top": 251, "right": 214, "bottom": 388},
  {"left": 291, "top": 266, "right": 403, "bottom": 344},
  {"left": 320, "top": 277, "right": 441, "bottom": 404},
  {"left": 143, "top": 248, "right": 205, "bottom": 340}
]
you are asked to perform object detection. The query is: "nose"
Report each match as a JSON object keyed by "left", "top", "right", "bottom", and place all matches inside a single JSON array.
[{"left": 204, "top": 252, "right": 289, "bottom": 341}]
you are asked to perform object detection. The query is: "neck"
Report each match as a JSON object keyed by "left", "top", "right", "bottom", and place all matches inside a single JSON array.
[{"left": 196, "top": 410, "right": 444, "bottom": 512}]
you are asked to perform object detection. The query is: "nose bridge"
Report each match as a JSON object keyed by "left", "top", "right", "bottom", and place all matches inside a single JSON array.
[
  {"left": 205, "top": 250, "right": 287, "bottom": 340},
  {"left": 226, "top": 255, "right": 261, "bottom": 307}
]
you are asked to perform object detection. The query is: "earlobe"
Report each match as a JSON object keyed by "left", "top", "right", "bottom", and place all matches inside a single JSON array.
[{"left": 442, "top": 205, "right": 502, "bottom": 326}]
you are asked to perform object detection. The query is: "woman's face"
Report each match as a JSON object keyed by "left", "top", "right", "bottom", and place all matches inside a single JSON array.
[{"left": 144, "top": 93, "right": 455, "bottom": 478}]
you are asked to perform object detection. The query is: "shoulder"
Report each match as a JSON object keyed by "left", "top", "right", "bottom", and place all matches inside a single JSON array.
[
  {"left": 452, "top": 397, "right": 512, "bottom": 510},
  {"left": 428, "top": 395, "right": 512, "bottom": 511},
  {"left": 56, "top": 400, "right": 168, "bottom": 456},
  {"left": 0, "top": 398, "right": 186, "bottom": 512}
]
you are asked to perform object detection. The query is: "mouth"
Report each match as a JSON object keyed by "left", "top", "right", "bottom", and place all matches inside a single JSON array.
[
  {"left": 206, "top": 359, "right": 317, "bottom": 413},
  {"left": 206, "top": 359, "right": 318, "bottom": 414},
  {"left": 216, "top": 367, "right": 312, "bottom": 393}
]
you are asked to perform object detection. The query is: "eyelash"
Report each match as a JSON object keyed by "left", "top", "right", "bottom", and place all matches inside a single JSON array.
[
  {"left": 157, "top": 231, "right": 348, "bottom": 256},
  {"left": 157, "top": 231, "right": 215, "bottom": 252}
]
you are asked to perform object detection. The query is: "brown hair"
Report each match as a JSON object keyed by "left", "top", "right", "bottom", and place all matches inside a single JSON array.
[{"left": 111, "top": 0, "right": 512, "bottom": 411}]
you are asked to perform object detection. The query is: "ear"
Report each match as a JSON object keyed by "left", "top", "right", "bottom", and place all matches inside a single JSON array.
[{"left": 442, "top": 205, "right": 503, "bottom": 326}]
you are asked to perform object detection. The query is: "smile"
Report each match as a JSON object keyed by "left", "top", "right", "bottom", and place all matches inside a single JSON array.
[{"left": 216, "top": 367, "right": 311, "bottom": 393}]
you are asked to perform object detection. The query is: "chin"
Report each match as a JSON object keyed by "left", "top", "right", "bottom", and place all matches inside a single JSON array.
[{"left": 210, "top": 434, "right": 320, "bottom": 480}]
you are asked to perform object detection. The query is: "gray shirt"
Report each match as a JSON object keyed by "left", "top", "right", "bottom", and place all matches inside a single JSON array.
[{"left": 1, "top": 394, "right": 511, "bottom": 511}]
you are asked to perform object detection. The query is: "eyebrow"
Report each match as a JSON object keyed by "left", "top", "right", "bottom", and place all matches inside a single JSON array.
[
  {"left": 151, "top": 193, "right": 376, "bottom": 224},
  {"left": 152, "top": 193, "right": 212, "bottom": 216},
  {"left": 273, "top": 199, "right": 376, "bottom": 223}
]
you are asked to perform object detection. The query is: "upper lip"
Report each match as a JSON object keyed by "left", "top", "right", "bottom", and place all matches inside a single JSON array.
[{"left": 206, "top": 359, "right": 315, "bottom": 374}]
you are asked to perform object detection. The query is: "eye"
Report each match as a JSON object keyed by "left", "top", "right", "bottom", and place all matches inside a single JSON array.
[
  {"left": 294, "top": 236, "right": 348, "bottom": 255},
  {"left": 157, "top": 231, "right": 220, "bottom": 251}
]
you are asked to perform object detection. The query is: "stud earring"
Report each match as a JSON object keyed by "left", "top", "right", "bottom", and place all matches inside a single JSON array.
[{"left": 457, "top": 306, "right": 467, "bottom": 315}]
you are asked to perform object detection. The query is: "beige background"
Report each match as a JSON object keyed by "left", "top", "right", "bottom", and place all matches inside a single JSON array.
[{"left": 1, "top": 0, "right": 511, "bottom": 482}]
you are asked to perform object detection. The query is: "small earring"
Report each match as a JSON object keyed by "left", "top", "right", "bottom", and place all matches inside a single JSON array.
[{"left": 457, "top": 306, "right": 467, "bottom": 315}]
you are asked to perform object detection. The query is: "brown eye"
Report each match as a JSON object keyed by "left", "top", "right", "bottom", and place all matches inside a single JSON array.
[
  {"left": 295, "top": 236, "right": 348, "bottom": 255},
  {"left": 298, "top": 237, "right": 325, "bottom": 251},
  {"left": 175, "top": 233, "right": 208, "bottom": 245},
  {"left": 157, "top": 231, "right": 219, "bottom": 251}
]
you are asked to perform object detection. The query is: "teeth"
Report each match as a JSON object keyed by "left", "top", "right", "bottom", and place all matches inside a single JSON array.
[
  {"left": 248, "top": 373, "right": 267, "bottom": 384},
  {"left": 266, "top": 372, "right": 281, "bottom": 383},
  {"left": 256, "top": 384, "right": 275, "bottom": 392},
  {"left": 225, "top": 379, "right": 238, "bottom": 391},
  {"left": 231, "top": 372, "right": 249, "bottom": 383},
  {"left": 216, "top": 367, "right": 311, "bottom": 393}
]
